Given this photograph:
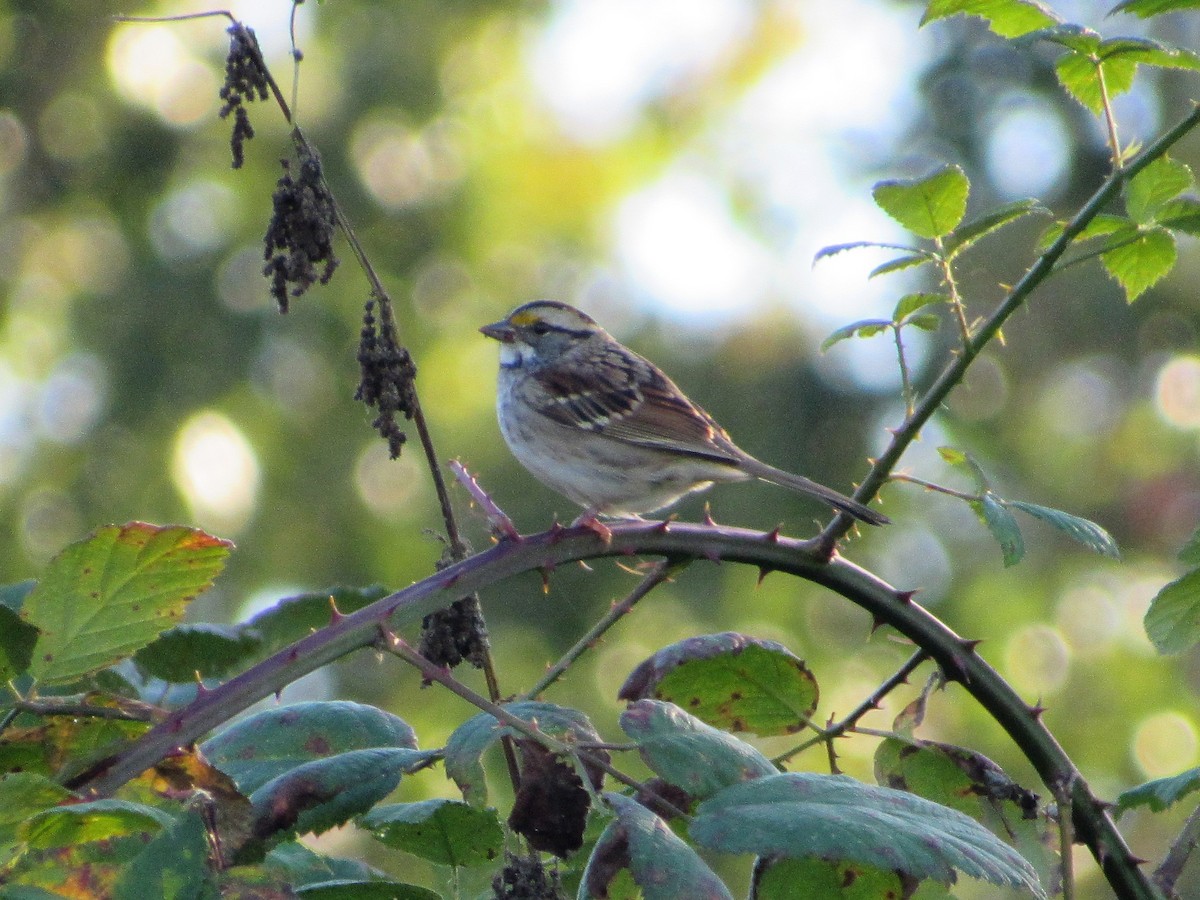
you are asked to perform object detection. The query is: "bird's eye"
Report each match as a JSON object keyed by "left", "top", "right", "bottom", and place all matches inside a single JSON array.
[{"left": 530, "top": 322, "right": 551, "bottom": 336}]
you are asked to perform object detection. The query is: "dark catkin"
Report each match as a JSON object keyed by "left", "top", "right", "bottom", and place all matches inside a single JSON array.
[
  {"left": 218, "top": 23, "right": 269, "bottom": 169},
  {"left": 262, "top": 146, "right": 340, "bottom": 312},
  {"left": 354, "top": 296, "right": 417, "bottom": 456}
]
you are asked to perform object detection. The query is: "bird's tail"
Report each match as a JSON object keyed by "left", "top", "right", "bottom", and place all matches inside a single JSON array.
[{"left": 739, "top": 458, "right": 889, "bottom": 526}]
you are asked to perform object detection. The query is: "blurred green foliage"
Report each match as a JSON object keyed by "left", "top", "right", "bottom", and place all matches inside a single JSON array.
[{"left": 2, "top": 0, "right": 1200, "bottom": 895}]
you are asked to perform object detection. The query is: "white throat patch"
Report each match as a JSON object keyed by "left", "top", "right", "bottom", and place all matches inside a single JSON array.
[{"left": 499, "top": 343, "right": 535, "bottom": 369}]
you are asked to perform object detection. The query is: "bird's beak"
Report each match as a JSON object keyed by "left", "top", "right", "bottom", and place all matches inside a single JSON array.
[{"left": 480, "top": 320, "right": 515, "bottom": 343}]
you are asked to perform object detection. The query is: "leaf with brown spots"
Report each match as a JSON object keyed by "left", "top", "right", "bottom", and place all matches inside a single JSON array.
[
  {"left": 23, "top": 523, "right": 232, "bottom": 684},
  {"left": 202, "top": 701, "right": 420, "bottom": 795},
  {"left": 619, "top": 633, "right": 818, "bottom": 736}
]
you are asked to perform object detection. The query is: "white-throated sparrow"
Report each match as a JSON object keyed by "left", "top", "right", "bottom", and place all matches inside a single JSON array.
[{"left": 481, "top": 301, "right": 888, "bottom": 528}]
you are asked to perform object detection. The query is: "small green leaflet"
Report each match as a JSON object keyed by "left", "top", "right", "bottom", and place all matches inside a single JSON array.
[
  {"left": 1102, "top": 226, "right": 1176, "bottom": 302},
  {"left": 1144, "top": 569, "right": 1200, "bottom": 654},
  {"left": 1111, "top": 0, "right": 1200, "bottom": 16},
  {"left": 1004, "top": 501, "right": 1120, "bottom": 559},
  {"left": 1046, "top": 31, "right": 1200, "bottom": 116},
  {"left": 1180, "top": 526, "right": 1200, "bottom": 566},
  {"left": 1116, "top": 767, "right": 1200, "bottom": 814},
  {"left": 894, "top": 292, "right": 946, "bottom": 321},
  {"left": 943, "top": 198, "right": 1045, "bottom": 257},
  {"left": 1126, "top": 156, "right": 1195, "bottom": 225},
  {"left": 821, "top": 319, "right": 892, "bottom": 351},
  {"left": 975, "top": 493, "right": 1026, "bottom": 567},
  {"left": 360, "top": 799, "right": 504, "bottom": 866},
  {"left": 873, "top": 166, "right": 969, "bottom": 239},
  {"left": 921, "top": 0, "right": 1060, "bottom": 38}
]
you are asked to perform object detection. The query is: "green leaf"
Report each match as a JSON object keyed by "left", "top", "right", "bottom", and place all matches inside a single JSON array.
[
  {"left": 753, "top": 856, "right": 908, "bottom": 899},
  {"left": 22, "top": 524, "right": 232, "bottom": 684},
  {"left": 1111, "top": 0, "right": 1200, "bottom": 16},
  {"left": 813, "top": 241, "right": 922, "bottom": 263},
  {"left": 262, "top": 842, "right": 385, "bottom": 886},
  {"left": 443, "top": 702, "right": 601, "bottom": 805},
  {"left": 0, "top": 596, "right": 38, "bottom": 681},
  {"left": 113, "top": 810, "right": 216, "bottom": 900},
  {"left": 1005, "top": 500, "right": 1121, "bottom": 559},
  {"left": 945, "top": 198, "right": 1045, "bottom": 256},
  {"left": 617, "top": 633, "right": 818, "bottom": 735},
  {"left": 360, "top": 798, "right": 504, "bottom": 866},
  {"left": 921, "top": 0, "right": 1060, "bottom": 37},
  {"left": 689, "top": 773, "right": 1044, "bottom": 895},
  {"left": 1180, "top": 526, "right": 1200, "bottom": 566},
  {"left": 820, "top": 320, "right": 893, "bottom": 352},
  {"left": 296, "top": 883, "right": 440, "bottom": 900},
  {"left": 0, "top": 773, "right": 73, "bottom": 854},
  {"left": 1054, "top": 49, "right": 1125, "bottom": 116},
  {"left": 1144, "top": 569, "right": 1200, "bottom": 654},
  {"left": 1038, "top": 213, "right": 1130, "bottom": 251},
  {"left": 248, "top": 747, "right": 429, "bottom": 842},
  {"left": 1100, "top": 226, "right": 1176, "bottom": 302},
  {"left": 1126, "top": 156, "right": 1194, "bottom": 224},
  {"left": 893, "top": 292, "right": 947, "bottom": 322},
  {"left": 870, "top": 254, "right": 935, "bottom": 279},
  {"left": 1155, "top": 197, "right": 1200, "bottom": 236},
  {"left": 873, "top": 166, "right": 970, "bottom": 239},
  {"left": 22, "top": 799, "right": 175, "bottom": 849},
  {"left": 1052, "top": 36, "right": 1200, "bottom": 115},
  {"left": 1116, "top": 767, "right": 1200, "bottom": 814},
  {"left": 1098, "top": 37, "right": 1200, "bottom": 72},
  {"left": 581, "top": 793, "right": 734, "bottom": 900},
  {"left": 619, "top": 700, "right": 777, "bottom": 799},
  {"left": 906, "top": 313, "right": 942, "bottom": 332},
  {"left": 134, "top": 623, "right": 264, "bottom": 683},
  {"left": 202, "top": 701, "right": 420, "bottom": 794},
  {"left": 975, "top": 493, "right": 1025, "bottom": 567},
  {"left": 245, "top": 586, "right": 389, "bottom": 657}
]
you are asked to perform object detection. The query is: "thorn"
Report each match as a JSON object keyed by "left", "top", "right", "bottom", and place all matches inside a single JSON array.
[
  {"left": 193, "top": 673, "right": 209, "bottom": 695},
  {"left": 703, "top": 549, "right": 721, "bottom": 563},
  {"left": 961, "top": 638, "right": 983, "bottom": 653},
  {"left": 765, "top": 525, "right": 782, "bottom": 543},
  {"left": 756, "top": 566, "right": 772, "bottom": 586},
  {"left": 703, "top": 503, "right": 716, "bottom": 527},
  {"left": 540, "top": 566, "right": 552, "bottom": 594},
  {"left": 328, "top": 594, "right": 344, "bottom": 625},
  {"left": 895, "top": 590, "right": 917, "bottom": 604},
  {"left": 376, "top": 625, "right": 399, "bottom": 648},
  {"left": 577, "top": 559, "right": 593, "bottom": 572},
  {"left": 869, "top": 615, "right": 887, "bottom": 634},
  {"left": 653, "top": 519, "right": 671, "bottom": 534},
  {"left": 1129, "top": 855, "right": 1150, "bottom": 866},
  {"left": 1029, "top": 702, "right": 1047, "bottom": 720}
]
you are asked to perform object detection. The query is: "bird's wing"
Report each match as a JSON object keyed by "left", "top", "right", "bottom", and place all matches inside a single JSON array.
[{"left": 527, "top": 348, "right": 741, "bottom": 464}]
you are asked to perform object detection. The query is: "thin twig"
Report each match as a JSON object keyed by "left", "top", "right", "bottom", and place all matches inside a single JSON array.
[
  {"left": 888, "top": 473, "right": 978, "bottom": 502},
  {"left": 774, "top": 649, "right": 928, "bottom": 766},
  {"left": 1154, "top": 800, "right": 1200, "bottom": 898},
  {"left": 519, "top": 559, "right": 685, "bottom": 701},
  {"left": 1096, "top": 59, "right": 1123, "bottom": 168},
  {"left": 380, "top": 630, "right": 688, "bottom": 819},
  {"left": 1055, "top": 776, "right": 1077, "bottom": 900},
  {"left": 10, "top": 698, "right": 163, "bottom": 723}
]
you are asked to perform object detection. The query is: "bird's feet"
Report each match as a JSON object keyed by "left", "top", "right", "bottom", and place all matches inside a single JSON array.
[{"left": 571, "top": 510, "right": 613, "bottom": 544}]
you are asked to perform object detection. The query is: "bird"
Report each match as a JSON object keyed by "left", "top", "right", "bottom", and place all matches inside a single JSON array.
[{"left": 480, "top": 300, "right": 888, "bottom": 532}]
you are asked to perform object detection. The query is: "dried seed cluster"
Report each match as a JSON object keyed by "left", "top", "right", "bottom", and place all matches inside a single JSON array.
[
  {"left": 218, "top": 23, "right": 269, "bottom": 169},
  {"left": 262, "top": 147, "right": 340, "bottom": 312},
  {"left": 354, "top": 297, "right": 417, "bottom": 456}
]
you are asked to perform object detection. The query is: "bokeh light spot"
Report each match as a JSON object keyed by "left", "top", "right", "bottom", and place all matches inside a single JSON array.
[
  {"left": 172, "top": 411, "right": 260, "bottom": 533},
  {"left": 1155, "top": 355, "right": 1200, "bottom": 429},
  {"left": 36, "top": 353, "right": 108, "bottom": 445},
  {"left": 351, "top": 116, "right": 464, "bottom": 210},
  {"left": 150, "top": 180, "right": 239, "bottom": 260},
  {"left": 986, "top": 95, "right": 1070, "bottom": 198},
  {"left": 354, "top": 442, "right": 426, "bottom": 521},
  {"left": 615, "top": 170, "right": 770, "bottom": 320},
  {"left": 38, "top": 92, "right": 107, "bottom": 162},
  {"left": 1004, "top": 624, "right": 1070, "bottom": 695},
  {"left": 107, "top": 25, "right": 217, "bottom": 127},
  {"left": 1133, "top": 711, "right": 1197, "bottom": 778}
]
